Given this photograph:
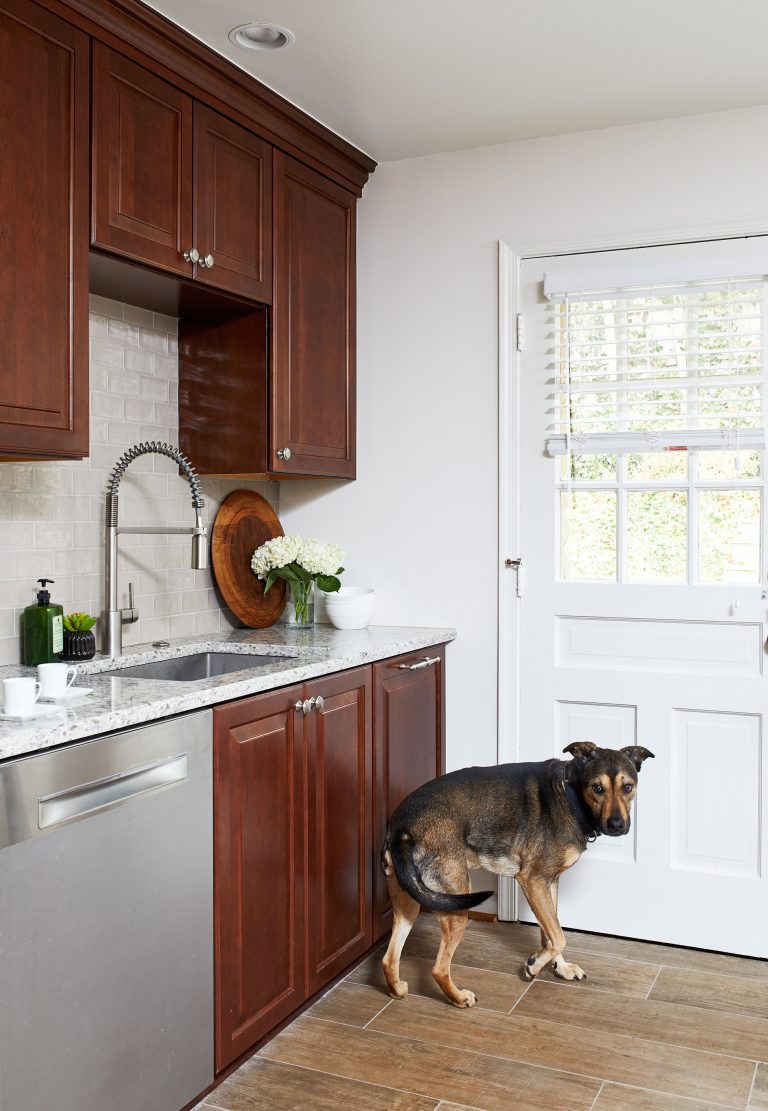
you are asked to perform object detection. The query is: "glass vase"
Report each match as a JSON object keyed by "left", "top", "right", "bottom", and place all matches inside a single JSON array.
[{"left": 286, "top": 581, "right": 315, "bottom": 629}]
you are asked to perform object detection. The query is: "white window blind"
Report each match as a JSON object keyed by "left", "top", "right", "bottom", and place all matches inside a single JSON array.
[{"left": 545, "top": 274, "right": 768, "bottom": 457}]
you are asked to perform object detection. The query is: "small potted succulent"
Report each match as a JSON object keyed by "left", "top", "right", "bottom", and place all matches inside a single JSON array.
[{"left": 63, "top": 612, "right": 97, "bottom": 661}]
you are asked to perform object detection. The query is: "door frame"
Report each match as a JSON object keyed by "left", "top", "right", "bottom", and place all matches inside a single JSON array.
[{"left": 496, "top": 214, "right": 768, "bottom": 920}]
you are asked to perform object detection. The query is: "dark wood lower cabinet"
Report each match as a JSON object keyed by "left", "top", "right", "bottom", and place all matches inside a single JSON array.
[
  {"left": 214, "top": 650, "right": 445, "bottom": 1070},
  {"left": 372, "top": 647, "right": 446, "bottom": 941},
  {"left": 213, "top": 665, "right": 374, "bottom": 1072},
  {"left": 213, "top": 684, "right": 305, "bottom": 1072},
  {"left": 305, "top": 668, "right": 372, "bottom": 995}
]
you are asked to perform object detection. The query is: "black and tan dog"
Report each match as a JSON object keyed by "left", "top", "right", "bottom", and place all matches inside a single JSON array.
[{"left": 381, "top": 741, "right": 654, "bottom": 1007}]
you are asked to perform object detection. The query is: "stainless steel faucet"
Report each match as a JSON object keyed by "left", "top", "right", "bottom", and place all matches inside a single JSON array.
[{"left": 103, "top": 441, "right": 207, "bottom": 657}]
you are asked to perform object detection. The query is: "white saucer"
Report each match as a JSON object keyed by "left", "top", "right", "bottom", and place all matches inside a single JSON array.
[
  {"left": 0, "top": 702, "right": 64, "bottom": 722},
  {"left": 38, "top": 687, "right": 94, "bottom": 703}
]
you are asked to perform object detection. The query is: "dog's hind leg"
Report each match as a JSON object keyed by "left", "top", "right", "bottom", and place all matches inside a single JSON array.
[
  {"left": 381, "top": 857, "right": 420, "bottom": 999},
  {"left": 432, "top": 912, "right": 476, "bottom": 1008},
  {"left": 517, "top": 875, "right": 586, "bottom": 981}
]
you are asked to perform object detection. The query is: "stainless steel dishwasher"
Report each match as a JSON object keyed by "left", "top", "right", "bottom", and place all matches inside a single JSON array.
[{"left": 0, "top": 709, "right": 214, "bottom": 1111}]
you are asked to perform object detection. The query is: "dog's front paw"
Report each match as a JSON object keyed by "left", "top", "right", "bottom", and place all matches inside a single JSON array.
[
  {"left": 552, "top": 960, "right": 587, "bottom": 981},
  {"left": 452, "top": 989, "right": 477, "bottom": 1008},
  {"left": 390, "top": 979, "right": 409, "bottom": 999}
]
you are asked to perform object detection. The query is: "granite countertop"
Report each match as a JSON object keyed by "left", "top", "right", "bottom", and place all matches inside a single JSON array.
[{"left": 0, "top": 624, "right": 455, "bottom": 761}]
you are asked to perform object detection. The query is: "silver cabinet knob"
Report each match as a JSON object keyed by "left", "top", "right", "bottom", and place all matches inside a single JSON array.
[
  {"left": 183, "top": 247, "right": 200, "bottom": 264},
  {"left": 199, "top": 254, "right": 215, "bottom": 269},
  {"left": 277, "top": 447, "right": 292, "bottom": 461},
  {"left": 294, "top": 696, "right": 324, "bottom": 715}
]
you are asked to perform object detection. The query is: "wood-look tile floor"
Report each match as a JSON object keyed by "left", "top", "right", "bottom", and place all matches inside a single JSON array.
[{"left": 197, "top": 916, "right": 768, "bottom": 1111}]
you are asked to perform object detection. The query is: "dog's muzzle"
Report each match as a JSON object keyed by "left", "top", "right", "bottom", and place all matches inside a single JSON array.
[{"left": 603, "top": 815, "right": 630, "bottom": 836}]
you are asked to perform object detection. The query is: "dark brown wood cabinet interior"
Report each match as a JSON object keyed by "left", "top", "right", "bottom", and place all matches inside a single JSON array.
[{"left": 0, "top": 0, "right": 374, "bottom": 471}]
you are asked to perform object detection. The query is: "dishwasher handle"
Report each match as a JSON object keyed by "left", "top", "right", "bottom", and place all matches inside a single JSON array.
[{"left": 38, "top": 753, "right": 188, "bottom": 830}]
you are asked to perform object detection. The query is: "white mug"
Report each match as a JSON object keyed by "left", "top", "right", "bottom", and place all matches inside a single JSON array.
[
  {"left": 3, "top": 677, "right": 41, "bottom": 716},
  {"left": 38, "top": 662, "right": 78, "bottom": 698}
]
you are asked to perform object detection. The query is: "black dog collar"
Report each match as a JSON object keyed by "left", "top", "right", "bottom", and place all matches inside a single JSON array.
[{"left": 564, "top": 780, "right": 600, "bottom": 841}]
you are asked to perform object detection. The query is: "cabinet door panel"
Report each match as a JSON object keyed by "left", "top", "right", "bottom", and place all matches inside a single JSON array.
[
  {"left": 272, "top": 152, "right": 356, "bottom": 478},
  {"left": 92, "top": 44, "right": 193, "bottom": 275},
  {"left": 306, "top": 667, "right": 372, "bottom": 993},
  {"left": 372, "top": 648, "right": 445, "bottom": 940},
  {"left": 214, "top": 685, "right": 304, "bottom": 1071},
  {"left": 194, "top": 105, "right": 272, "bottom": 302},
  {"left": 0, "top": 0, "right": 88, "bottom": 458}
]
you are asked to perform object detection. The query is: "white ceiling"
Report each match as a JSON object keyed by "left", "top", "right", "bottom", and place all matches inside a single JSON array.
[{"left": 143, "top": 0, "right": 768, "bottom": 162}]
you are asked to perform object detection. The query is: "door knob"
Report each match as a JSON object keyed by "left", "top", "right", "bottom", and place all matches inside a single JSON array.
[
  {"left": 183, "top": 247, "right": 200, "bottom": 264},
  {"left": 277, "top": 448, "right": 292, "bottom": 461},
  {"left": 198, "top": 254, "right": 215, "bottom": 269}
]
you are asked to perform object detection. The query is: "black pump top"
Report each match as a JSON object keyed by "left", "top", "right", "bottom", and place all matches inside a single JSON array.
[{"left": 36, "top": 578, "right": 55, "bottom": 606}]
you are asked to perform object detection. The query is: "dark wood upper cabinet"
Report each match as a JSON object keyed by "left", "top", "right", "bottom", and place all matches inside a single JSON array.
[
  {"left": 272, "top": 152, "right": 356, "bottom": 478},
  {"left": 213, "top": 684, "right": 306, "bottom": 1073},
  {"left": 92, "top": 47, "right": 272, "bottom": 302},
  {"left": 372, "top": 648, "right": 446, "bottom": 941},
  {"left": 178, "top": 153, "right": 357, "bottom": 479},
  {"left": 0, "top": 0, "right": 89, "bottom": 459},
  {"left": 92, "top": 43, "right": 194, "bottom": 276},
  {"left": 305, "top": 668, "right": 372, "bottom": 995},
  {"left": 194, "top": 105, "right": 272, "bottom": 302}
]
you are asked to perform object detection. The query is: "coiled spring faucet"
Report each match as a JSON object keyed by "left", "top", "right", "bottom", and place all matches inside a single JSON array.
[{"left": 103, "top": 442, "right": 207, "bottom": 657}]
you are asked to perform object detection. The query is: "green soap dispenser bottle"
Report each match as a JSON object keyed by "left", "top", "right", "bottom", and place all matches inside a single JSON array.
[{"left": 23, "top": 578, "right": 64, "bottom": 665}]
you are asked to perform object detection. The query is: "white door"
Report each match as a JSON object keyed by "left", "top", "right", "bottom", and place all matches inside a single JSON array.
[{"left": 516, "top": 238, "right": 768, "bottom": 957}]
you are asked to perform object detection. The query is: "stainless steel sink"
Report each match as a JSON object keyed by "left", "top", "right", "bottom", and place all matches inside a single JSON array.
[{"left": 101, "top": 652, "right": 294, "bottom": 682}]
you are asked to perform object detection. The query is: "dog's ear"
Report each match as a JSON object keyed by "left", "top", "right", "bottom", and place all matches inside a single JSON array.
[
  {"left": 563, "top": 742, "right": 597, "bottom": 761},
  {"left": 620, "top": 746, "right": 655, "bottom": 771}
]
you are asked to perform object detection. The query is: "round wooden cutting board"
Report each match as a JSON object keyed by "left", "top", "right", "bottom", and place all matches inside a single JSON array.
[{"left": 211, "top": 490, "right": 287, "bottom": 627}]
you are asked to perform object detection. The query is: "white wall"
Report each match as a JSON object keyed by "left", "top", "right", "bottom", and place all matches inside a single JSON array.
[{"left": 280, "top": 104, "right": 768, "bottom": 773}]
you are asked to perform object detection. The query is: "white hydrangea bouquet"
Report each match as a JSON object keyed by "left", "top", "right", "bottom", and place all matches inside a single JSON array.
[{"left": 251, "top": 535, "right": 344, "bottom": 627}]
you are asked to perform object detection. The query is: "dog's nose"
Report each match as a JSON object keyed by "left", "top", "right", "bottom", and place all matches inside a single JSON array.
[{"left": 606, "top": 815, "right": 626, "bottom": 832}]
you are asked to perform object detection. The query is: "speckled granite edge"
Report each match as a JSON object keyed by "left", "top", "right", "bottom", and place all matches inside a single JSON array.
[{"left": 0, "top": 625, "right": 456, "bottom": 761}]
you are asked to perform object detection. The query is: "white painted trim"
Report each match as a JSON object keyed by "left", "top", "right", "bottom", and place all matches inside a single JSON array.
[{"left": 497, "top": 240, "right": 520, "bottom": 922}]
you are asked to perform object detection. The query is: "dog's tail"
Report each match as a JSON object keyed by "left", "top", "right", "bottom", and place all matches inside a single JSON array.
[{"left": 386, "top": 830, "right": 493, "bottom": 913}]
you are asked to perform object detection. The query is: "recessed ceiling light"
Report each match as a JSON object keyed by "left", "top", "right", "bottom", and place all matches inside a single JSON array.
[{"left": 228, "top": 23, "right": 295, "bottom": 51}]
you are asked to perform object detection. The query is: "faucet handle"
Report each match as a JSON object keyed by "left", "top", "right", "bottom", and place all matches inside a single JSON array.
[{"left": 121, "top": 581, "right": 139, "bottom": 625}]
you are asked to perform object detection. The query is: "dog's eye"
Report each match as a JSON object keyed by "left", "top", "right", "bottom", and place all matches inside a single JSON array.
[
  {"left": 591, "top": 783, "right": 604, "bottom": 794},
  {"left": 623, "top": 783, "right": 635, "bottom": 794}
]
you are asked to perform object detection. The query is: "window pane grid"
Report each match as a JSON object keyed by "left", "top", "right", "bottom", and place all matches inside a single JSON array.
[{"left": 557, "top": 451, "right": 763, "bottom": 584}]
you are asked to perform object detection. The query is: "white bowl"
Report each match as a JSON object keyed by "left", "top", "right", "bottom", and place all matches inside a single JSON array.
[{"left": 323, "top": 587, "right": 375, "bottom": 630}]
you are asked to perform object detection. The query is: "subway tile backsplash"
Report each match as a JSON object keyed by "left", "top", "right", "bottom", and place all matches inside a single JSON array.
[{"left": 0, "top": 295, "right": 278, "bottom": 665}]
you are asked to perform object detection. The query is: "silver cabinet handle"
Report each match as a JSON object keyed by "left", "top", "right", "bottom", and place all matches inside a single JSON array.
[
  {"left": 199, "top": 253, "right": 215, "bottom": 269},
  {"left": 398, "top": 656, "right": 440, "bottom": 671},
  {"left": 294, "top": 696, "right": 324, "bottom": 715},
  {"left": 183, "top": 247, "right": 200, "bottom": 264},
  {"left": 277, "top": 447, "right": 292, "bottom": 461},
  {"left": 38, "top": 753, "right": 188, "bottom": 829}
]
